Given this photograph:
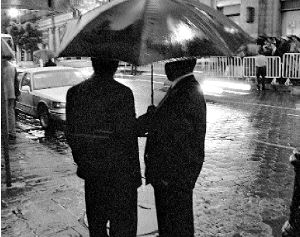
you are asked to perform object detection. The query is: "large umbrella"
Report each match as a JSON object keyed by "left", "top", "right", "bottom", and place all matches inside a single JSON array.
[
  {"left": 1, "top": 38, "right": 15, "bottom": 59},
  {"left": 57, "top": 0, "right": 252, "bottom": 65},
  {"left": 33, "top": 49, "right": 56, "bottom": 64}
]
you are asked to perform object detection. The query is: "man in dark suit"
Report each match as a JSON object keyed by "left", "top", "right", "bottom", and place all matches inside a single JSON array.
[
  {"left": 138, "top": 58, "right": 206, "bottom": 237},
  {"left": 66, "top": 58, "right": 141, "bottom": 237}
]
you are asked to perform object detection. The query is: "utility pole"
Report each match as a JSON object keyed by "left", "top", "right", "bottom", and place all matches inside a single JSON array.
[{"left": 1, "top": 76, "right": 12, "bottom": 187}]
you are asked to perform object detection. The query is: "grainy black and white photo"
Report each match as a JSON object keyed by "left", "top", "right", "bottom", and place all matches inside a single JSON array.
[{"left": 1, "top": 0, "right": 300, "bottom": 237}]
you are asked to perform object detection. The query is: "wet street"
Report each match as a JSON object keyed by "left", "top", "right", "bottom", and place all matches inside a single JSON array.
[{"left": 2, "top": 77, "right": 300, "bottom": 237}]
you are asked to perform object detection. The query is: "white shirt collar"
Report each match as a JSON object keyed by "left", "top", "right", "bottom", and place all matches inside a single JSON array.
[{"left": 171, "top": 72, "right": 193, "bottom": 88}]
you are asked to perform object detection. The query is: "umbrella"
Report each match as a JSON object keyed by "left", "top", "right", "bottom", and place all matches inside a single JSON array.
[
  {"left": 33, "top": 49, "right": 56, "bottom": 64},
  {"left": 1, "top": 38, "right": 15, "bottom": 59},
  {"left": 57, "top": 0, "right": 251, "bottom": 65}
]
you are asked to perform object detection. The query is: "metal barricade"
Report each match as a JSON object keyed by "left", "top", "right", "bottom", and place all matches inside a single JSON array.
[
  {"left": 243, "top": 56, "right": 256, "bottom": 78},
  {"left": 196, "top": 56, "right": 242, "bottom": 78},
  {"left": 117, "top": 54, "right": 299, "bottom": 81},
  {"left": 243, "top": 56, "right": 281, "bottom": 78},
  {"left": 267, "top": 56, "right": 281, "bottom": 79},
  {"left": 282, "top": 53, "right": 300, "bottom": 80}
]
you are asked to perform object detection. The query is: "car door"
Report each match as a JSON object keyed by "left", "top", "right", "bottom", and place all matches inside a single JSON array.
[{"left": 17, "top": 72, "right": 35, "bottom": 116}]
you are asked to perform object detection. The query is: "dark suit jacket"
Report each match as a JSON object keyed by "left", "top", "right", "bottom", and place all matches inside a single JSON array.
[
  {"left": 66, "top": 74, "right": 141, "bottom": 188},
  {"left": 139, "top": 75, "right": 206, "bottom": 190}
]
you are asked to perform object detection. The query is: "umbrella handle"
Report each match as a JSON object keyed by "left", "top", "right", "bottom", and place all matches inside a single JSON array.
[{"left": 151, "top": 64, "right": 154, "bottom": 105}]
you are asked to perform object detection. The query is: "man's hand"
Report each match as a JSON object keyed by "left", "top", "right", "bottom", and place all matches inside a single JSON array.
[{"left": 147, "top": 105, "right": 156, "bottom": 114}]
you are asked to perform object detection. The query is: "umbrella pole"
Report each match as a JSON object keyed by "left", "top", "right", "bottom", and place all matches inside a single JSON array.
[{"left": 151, "top": 64, "right": 154, "bottom": 105}]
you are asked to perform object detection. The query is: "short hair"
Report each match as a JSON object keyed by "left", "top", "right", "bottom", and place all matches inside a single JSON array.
[{"left": 91, "top": 57, "right": 119, "bottom": 75}]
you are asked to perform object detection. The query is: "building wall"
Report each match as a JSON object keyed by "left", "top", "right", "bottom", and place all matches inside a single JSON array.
[
  {"left": 217, "top": 0, "right": 300, "bottom": 38},
  {"left": 239, "top": 0, "right": 259, "bottom": 38},
  {"left": 282, "top": 10, "right": 300, "bottom": 36},
  {"left": 281, "top": 0, "right": 300, "bottom": 36},
  {"left": 257, "top": 0, "right": 281, "bottom": 37},
  {"left": 199, "top": 0, "right": 216, "bottom": 8}
]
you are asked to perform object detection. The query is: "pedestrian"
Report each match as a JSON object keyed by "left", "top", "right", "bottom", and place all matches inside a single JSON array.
[
  {"left": 44, "top": 58, "right": 56, "bottom": 67},
  {"left": 137, "top": 58, "right": 207, "bottom": 237},
  {"left": 1, "top": 56, "right": 20, "bottom": 141},
  {"left": 65, "top": 57, "right": 141, "bottom": 237},
  {"left": 255, "top": 48, "right": 267, "bottom": 90}
]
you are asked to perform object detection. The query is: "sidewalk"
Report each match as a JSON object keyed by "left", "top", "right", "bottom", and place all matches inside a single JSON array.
[
  {"left": 1, "top": 133, "right": 158, "bottom": 237},
  {"left": 2, "top": 87, "right": 300, "bottom": 237}
]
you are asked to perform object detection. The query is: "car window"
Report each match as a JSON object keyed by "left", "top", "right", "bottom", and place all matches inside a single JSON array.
[
  {"left": 21, "top": 73, "right": 31, "bottom": 89},
  {"left": 32, "top": 69, "right": 84, "bottom": 90}
]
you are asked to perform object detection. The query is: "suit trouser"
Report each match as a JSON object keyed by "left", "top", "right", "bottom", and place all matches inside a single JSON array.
[
  {"left": 256, "top": 66, "right": 266, "bottom": 90},
  {"left": 85, "top": 181, "right": 137, "bottom": 237},
  {"left": 153, "top": 184, "right": 194, "bottom": 237}
]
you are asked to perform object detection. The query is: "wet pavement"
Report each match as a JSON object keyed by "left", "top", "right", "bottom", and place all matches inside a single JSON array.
[{"left": 2, "top": 78, "right": 300, "bottom": 237}]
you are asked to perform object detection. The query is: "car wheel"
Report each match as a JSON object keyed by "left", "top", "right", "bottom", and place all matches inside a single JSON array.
[{"left": 38, "top": 106, "right": 52, "bottom": 130}]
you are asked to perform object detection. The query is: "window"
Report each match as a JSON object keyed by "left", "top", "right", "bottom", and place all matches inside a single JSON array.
[
  {"left": 246, "top": 7, "right": 255, "bottom": 23},
  {"left": 21, "top": 73, "right": 32, "bottom": 90},
  {"left": 32, "top": 69, "right": 84, "bottom": 90}
]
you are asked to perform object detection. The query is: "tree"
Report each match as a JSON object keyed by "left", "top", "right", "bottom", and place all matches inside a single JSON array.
[
  {"left": 7, "top": 22, "right": 43, "bottom": 59},
  {"left": 19, "top": 22, "right": 43, "bottom": 53},
  {"left": 6, "top": 22, "right": 25, "bottom": 51}
]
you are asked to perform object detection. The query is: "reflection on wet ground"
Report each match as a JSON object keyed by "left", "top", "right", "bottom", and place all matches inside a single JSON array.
[
  {"left": 17, "top": 113, "right": 70, "bottom": 155},
  {"left": 11, "top": 99, "right": 300, "bottom": 237},
  {"left": 193, "top": 102, "right": 298, "bottom": 236}
]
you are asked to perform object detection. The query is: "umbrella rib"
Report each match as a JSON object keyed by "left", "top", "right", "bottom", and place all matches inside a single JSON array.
[
  {"left": 185, "top": 1, "right": 232, "bottom": 56},
  {"left": 138, "top": 0, "right": 161, "bottom": 65}
]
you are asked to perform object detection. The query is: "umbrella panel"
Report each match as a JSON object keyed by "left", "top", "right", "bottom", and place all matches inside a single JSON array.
[{"left": 58, "top": 0, "right": 252, "bottom": 65}]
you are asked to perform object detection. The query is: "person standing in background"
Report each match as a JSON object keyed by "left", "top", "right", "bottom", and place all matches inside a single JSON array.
[
  {"left": 1, "top": 56, "right": 19, "bottom": 141},
  {"left": 255, "top": 49, "right": 267, "bottom": 91}
]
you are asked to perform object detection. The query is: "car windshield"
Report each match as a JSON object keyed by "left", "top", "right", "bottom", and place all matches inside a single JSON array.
[{"left": 33, "top": 70, "right": 83, "bottom": 90}]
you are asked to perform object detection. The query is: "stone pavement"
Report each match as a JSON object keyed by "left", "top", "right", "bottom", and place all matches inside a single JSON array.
[
  {"left": 1, "top": 134, "right": 157, "bottom": 237},
  {"left": 2, "top": 86, "right": 300, "bottom": 237}
]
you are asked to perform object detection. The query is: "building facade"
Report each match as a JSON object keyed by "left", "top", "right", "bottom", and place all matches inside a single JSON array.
[
  {"left": 36, "top": 0, "right": 109, "bottom": 52},
  {"left": 281, "top": 0, "right": 300, "bottom": 36},
  {"left": 37, "top": 13, "right": 73, "bottom": 52},
  {"left": 214, "top": 0, "right": 300, "bottom": 38}
]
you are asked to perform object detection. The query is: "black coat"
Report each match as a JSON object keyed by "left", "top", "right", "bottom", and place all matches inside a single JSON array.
[
  {"left": 139, "top": 75, "right": 206, "bottom": 190},
  {"left": 66, "top": 74, "right": 141, "bottom": 188}
]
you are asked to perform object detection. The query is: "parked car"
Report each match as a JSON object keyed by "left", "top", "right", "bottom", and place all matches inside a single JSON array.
[
  {"left": 56, "top": 58, "right": 94, "bottom": 79},
  {"left": 16, "top": 66, "right": 84, "bottom": 131}
]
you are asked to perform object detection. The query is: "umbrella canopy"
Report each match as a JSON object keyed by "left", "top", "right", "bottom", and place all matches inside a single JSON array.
[
  {"left": 33, "top": 49, "right": 56, "bottom": 63},
  {"left": 57, "top": 0, "right": 252, "bottom": 65},
  {"left": 1, "top": 38, "right": 15, "bottom": 59}
]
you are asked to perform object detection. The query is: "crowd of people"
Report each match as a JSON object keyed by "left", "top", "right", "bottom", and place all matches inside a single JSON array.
[
  {"left": 257, "top": 35, "right": 300, "bottom": 58},
  {"left": 238, "top": 35, "right": 300, "bottom": 58}
]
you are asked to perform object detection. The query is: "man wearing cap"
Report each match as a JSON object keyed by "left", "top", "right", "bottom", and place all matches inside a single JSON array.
[{"left": 138, "top": 58, "right": 207, "bottom": 237}]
